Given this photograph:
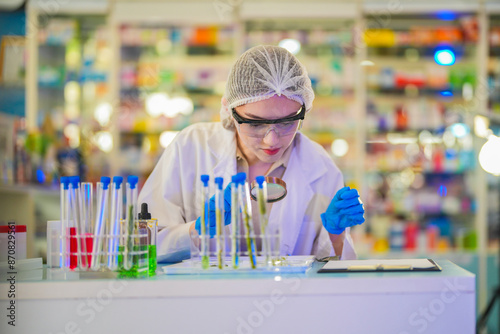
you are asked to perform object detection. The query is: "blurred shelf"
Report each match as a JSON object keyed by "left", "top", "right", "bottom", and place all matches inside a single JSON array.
[
  {"left": 0, "top": 82, "right": 25, "bottom": 88},
  {"left": 368, "top": 87, "right": 468, "bottom": 96},
  {"left": 489, "top": 46, "right": 500, "bottom": 56},
  {"left": 38, "top": 84, "right": 65, "bottom": 89},
  {"left": 367, "top": 44, "right": 473, "bottom": 55},
  {"left": 0, "top": 184, "right": 60, "bottom": 195},
  {"left": 366, "top": 55, "right": 476, "bottom": 66},
  {"left": 120, "top": 53, "right": 235, "bottom": 65},
  {"left": 357, "top": 250, "right": 484, "bottom": 259},
  {"left": 39, "top": 44, "right": 67, "bottom": 48},
  {"left": 365, "top": 169, "right": 473, "bottom": 175},
  {"left": 366, "top": 127, "right": 445, "bottom": 138},
  {"left": 120, "top": 86, "right": 219, "bottom": 95}
]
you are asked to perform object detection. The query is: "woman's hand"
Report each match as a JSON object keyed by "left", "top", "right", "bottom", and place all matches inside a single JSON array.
[{"left": 321, "top": 187, "right": 365, "bottom": 234}]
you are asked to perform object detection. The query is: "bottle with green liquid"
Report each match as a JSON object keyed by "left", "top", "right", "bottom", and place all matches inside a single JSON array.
[
  {"left": 138, "top": 203, "right": 157, "bottom": 276},
  {"left": 118, "top": 207, "right": 149, "bottom": 279},
  {"left": 118, "top": 203, "right": 157, "bottom": 278}
]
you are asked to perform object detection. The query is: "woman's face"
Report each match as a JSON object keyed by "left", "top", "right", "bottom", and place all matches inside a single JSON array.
[{"left": 233, "top": 95, "right": 303, "bottom": 165}]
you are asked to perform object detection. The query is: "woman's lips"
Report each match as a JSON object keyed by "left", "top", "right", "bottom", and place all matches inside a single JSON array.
[{"left": 263, "top": 148, "right": 280, "bottom": 155}]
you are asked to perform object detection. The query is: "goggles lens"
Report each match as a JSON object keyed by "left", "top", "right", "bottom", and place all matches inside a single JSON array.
[
  {"left": 237, "top": 120, "right": 301, "bottom": 138},
  {"left": 232, "top": 104, "right": 305, "bottom": 138}
]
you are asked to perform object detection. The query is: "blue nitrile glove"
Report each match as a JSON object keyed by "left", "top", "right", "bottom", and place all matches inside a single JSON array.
[
  {"left": 195, "top": 183, "right": 232, "bottom": 237},
  {"left": 321, "top": 186, "right": 365, "bottom": 235}
]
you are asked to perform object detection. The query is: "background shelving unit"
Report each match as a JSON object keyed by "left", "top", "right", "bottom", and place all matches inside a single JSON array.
[
  {"left": 360, "top": 13, "right": 480, "bottom": 255},
  {"left": 17, "top": 4, "right": 499, "bottom": 247},
  {"left": 1, "top": 2, "right": 498, "bottom": 331},
  {"left": 487, "top": 14, "right": 500, "bottom": 247},
  {"left": 115, "top": 23, "right": 236, "bottom": 178},
  {"left": 26, "top": 10, "right": 112, "bottom": 184}
]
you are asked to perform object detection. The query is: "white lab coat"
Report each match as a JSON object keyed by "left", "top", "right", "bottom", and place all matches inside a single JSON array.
[{"left": 138, "top": 122, "right": 357, "bottom": 262}]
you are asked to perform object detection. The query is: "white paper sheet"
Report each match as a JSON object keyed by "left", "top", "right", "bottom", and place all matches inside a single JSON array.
[{"left": 322, "top": 258, "right": 436, "bottom": 271}]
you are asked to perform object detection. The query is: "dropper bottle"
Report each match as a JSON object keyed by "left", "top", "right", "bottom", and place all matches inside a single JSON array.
[{"left": 138, "top": 203, "right": 157, "bottom": 276}]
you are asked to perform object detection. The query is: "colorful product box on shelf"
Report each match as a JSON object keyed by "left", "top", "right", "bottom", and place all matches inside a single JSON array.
[
  {"left": 39, "top": 19, "right": 77, "bottom": 45},
  {"left": 491, "top": 28, "right": 500, "bottom": 46}
]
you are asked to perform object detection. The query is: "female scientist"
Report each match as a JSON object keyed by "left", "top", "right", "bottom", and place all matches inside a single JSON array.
[{"left": 138, "top": 45, "right": 365, "bottom": 263}]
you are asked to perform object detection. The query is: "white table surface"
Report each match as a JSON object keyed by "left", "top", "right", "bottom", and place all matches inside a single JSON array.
[{"left": 0, "top": 259, "right": 475, "bottom": 334}]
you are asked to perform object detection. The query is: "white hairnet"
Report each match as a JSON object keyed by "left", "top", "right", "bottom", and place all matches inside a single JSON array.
[{"left": 220, "top": 45, "right": 315, "bottom": 130}]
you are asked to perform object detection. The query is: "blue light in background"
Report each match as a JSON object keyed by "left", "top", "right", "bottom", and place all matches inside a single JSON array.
[
  {"left": 438, "top": 185, "right": 447, "bottom": 197},
  {"left": 434, "top": 49, "right": 456, "bottom": 66},
  {"left": 36, "top": 169, "right": 46, "bottom": 184},
  {"left": 445, "top": 148, "right": 458, "bottom": 159},
  {"left": 436, "top": 11, "right": 457, "bottom": 21},
  {"left": 440, "top": 90, "right": 453, "bottom": 97}
]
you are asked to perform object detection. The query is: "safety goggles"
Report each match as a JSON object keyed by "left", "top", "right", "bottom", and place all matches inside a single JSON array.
[{"left": 232, "top": 104, "right": 305, "bottom": 138}]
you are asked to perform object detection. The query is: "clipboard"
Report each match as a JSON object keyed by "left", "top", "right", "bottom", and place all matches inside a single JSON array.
[{"left": 318, "top": 258, "right": 442, "bottom": 273}]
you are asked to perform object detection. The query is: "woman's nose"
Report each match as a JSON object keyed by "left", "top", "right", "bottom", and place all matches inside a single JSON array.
[{"left": 263, "top": 127, "right": 280, "bottom": 146}]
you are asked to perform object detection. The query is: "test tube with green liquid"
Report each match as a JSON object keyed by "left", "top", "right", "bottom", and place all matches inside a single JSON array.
[
  {"left": 147, "top": 220, "right": 157, "bottom": 276},
  {"left": 239, "top": 173, "right": 256, "bottom": 269},
  {"left": 255, "top": 176, "right": 271, "bottom": 266},
  {"left": 200, "top": 175, "right": 210, "bottom": 269},
  {"left": 214, "top": 177, "right": 224, "bottom": 269},
  {"left": 230, "top": 174, "right": 240, "bottom": 269},
  {"left": 124, "top": 176, "right": 139, "bottom": 271}
]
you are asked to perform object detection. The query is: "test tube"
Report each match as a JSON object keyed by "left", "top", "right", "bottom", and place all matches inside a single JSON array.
[
  {"left": 59, "top": 176, "right": 70, "bottom": 269},
  {"left": 80, "top": 182, "right": 93, "bottom": 267},
  {"left": 214, "top": 177, "right": 224, "bottom": 269},
  {"left": 91, "top": 177, "right": 110, "bottom": 270},
  {"left": 255, "top": 176, "right": 271, "bottom": 266},
  {"left": 108, "top": 176, "right": 123, "bottom": 271},
  {"left": 200, "top": 175, "right": 210, "bottom": 269},
  {"left": 239, "top": 173, "right": 256, "bottom": 269},
  {"left": 65, "top": 177, "right": 78, "bottom": 270},
  {"left": 69, "top": 176, "right": 88, "bottom": 269},
  {"left": 230, "top": 174, "right": 240, "bottom": 269},
  {"left": 80, "top": 183, "right": 93, "bottom": 232},
  {"left": 124, "top": 175, "right": 139, "bottom": 271}
]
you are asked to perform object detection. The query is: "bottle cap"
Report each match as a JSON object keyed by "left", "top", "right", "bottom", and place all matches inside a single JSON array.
[
  {"left": 238, "top": 172, "right": 247, "bottom": 184},
  {"left": 138, "top": 203, "right": 151, "bottom": 220},
  {"left": 256, "top": 176, "right": 265, "bottom": 188},
  {"left": 215, "top": 177, "right": 223, "bottom": 190},
  {"left": 61, "top": 176, "right": 70, "bottom": 190},
  {"left": 201, "top": 174, "right": 209, "bottom": 186},
  {"left": 69, "top": 176, "right": 80, "bottom": 188},
  {"left": 113, "top": 176, "right": 123, "bottom": 189},
  {"left": 100, "top": 176, "right": 111, "bottom": 190},
  {"left": 127, "top": 175, "right": 139, "bottom": 189}
]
